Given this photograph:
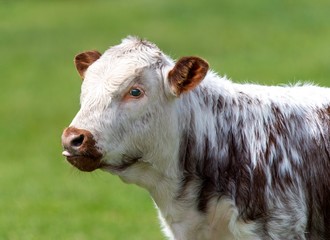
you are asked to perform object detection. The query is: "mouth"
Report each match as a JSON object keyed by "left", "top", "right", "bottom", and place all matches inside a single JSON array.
[
  {"left": 63, "top": 150, "right": 141, "bottom": 173},
  {"left": 62, "top": 150, "right": 102, "bottom": 172}
]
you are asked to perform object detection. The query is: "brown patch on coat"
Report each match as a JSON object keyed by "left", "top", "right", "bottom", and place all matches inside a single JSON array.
[
  {"left": 74, "top": 50, "right": 102, "bottom": 79},
  {"left": 168, "top": 56, "right": 209, "bottom": 96},
  {"left": 177, "top": 88, "right": 330, "bottom": 237}
]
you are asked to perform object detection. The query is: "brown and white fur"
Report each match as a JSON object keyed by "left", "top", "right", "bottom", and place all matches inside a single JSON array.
[{"left": 61, "top": 36, "right": 330, "bottom": 240}]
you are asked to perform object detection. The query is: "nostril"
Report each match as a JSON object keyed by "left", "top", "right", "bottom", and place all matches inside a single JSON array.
[
  {"left": 62, "top": 127, "right": 93, "bottom": 154},
  {"left": 70, "top": 134, "right": 85, "bottom": 148}
]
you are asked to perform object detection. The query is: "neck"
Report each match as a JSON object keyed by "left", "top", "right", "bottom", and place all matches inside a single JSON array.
[{"left": 176, "top": 77, "right": 263, "bottom": 212}]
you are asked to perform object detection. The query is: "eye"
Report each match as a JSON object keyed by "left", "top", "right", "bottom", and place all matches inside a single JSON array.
[
  {"left": 129, "top": 88, "right": 142, "bottom": 97},
  {"left": 123, "top": 86, "right": 145, "bottom": 102}
]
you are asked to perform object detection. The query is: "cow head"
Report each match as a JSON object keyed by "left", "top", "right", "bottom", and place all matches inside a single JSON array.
[{"left": 61, "top": 37, "right": 208, "bottom": 181}]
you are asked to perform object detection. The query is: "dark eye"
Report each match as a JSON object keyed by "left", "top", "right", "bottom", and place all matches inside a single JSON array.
[{"left": 129, "top": 88, "right": 142, "bottom": 97}]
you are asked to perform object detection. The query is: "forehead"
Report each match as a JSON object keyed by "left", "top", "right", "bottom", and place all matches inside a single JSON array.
[
  {"left": 86, "top": 37, "right": 164, "bottom": 86},
  {"left": 80, "top": 37, "right": 168, "bottom": 106}
]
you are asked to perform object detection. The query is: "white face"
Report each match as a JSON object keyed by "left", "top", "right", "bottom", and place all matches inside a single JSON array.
[
  {"left": 69, "top": 39, "right": 179, "bottom": 173},
  {"left": 62, "top": 37, "right": 208, "bottom": 175}
]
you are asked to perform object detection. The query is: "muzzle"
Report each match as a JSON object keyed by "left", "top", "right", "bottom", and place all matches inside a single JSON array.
[{"left": 61, "top": 127, "right": 103, "bottom": 172}]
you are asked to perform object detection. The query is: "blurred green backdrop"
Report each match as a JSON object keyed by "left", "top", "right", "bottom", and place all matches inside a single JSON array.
[{"left": 0, "top": 0, "right": 329, "bottom": 239}]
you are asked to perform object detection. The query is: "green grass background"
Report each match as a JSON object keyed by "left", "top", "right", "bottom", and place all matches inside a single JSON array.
[{"left": 1, "top": 0, "right": 329, "bottom": 239}]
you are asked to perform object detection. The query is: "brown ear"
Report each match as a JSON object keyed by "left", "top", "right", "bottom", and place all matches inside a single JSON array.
[
  {"left": 168, "top": 56, "right": 209, "bottom": 96},
  {"left": 74, "top": 50, "right": 102, "bottom": 79}
]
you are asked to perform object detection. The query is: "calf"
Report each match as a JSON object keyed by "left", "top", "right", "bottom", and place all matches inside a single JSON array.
[{"left": 61, "top": 36, "right": 330, "bottom": 239}]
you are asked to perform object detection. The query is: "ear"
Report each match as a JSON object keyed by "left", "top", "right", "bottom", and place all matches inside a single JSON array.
[
  {"left": 74, "top": 50, "right": 102, "bottom": 79},
  {"left": 168, "top": 56, "right": 209, "bottom": 96}
]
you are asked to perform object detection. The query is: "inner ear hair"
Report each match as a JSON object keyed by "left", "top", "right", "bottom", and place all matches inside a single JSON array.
[
  {"left": 168, "top": 56, "right": 209, "bottom": 96},
  {"left": 74, "top": 50, "right": 102, "bottom": 79}
]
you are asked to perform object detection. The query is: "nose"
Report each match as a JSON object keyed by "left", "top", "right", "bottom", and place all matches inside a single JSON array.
[
  {"left": 61, "top": 127, "right": 103, "bottom": 172},
  {"left": 61, "top": 127, "right": 87, "bottom": 155}
]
